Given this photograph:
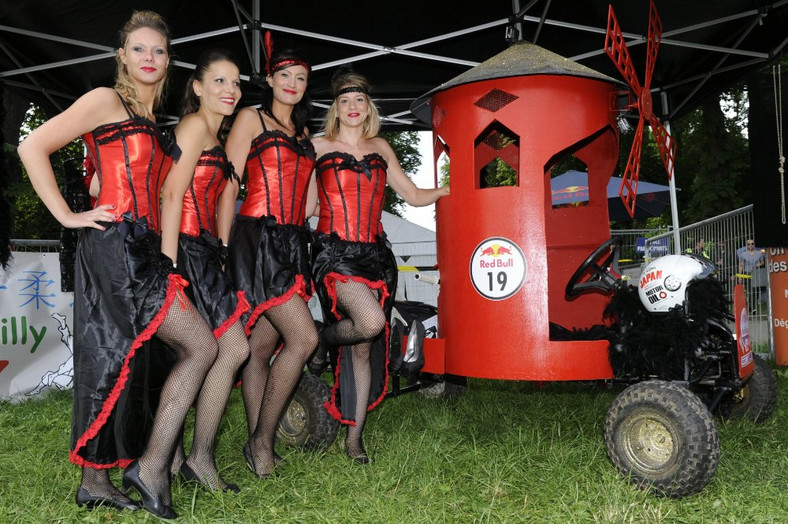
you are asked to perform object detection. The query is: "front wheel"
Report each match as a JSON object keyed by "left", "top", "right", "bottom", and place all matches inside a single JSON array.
[
  {"left": 604, "top": 380, "right": 719, "bottom": 498},
  {"left": 277, "top": 371, "right": 339, "bottom": 450},
  {"left": 724, "top": 354, "right": 778, "bottom": 423}
]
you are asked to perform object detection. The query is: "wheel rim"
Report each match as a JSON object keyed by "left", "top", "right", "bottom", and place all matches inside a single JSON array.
[
  {"left": 620, "top": 411, "right": 678, "bottom": 473},
  {"left": 732, "top": 383, "right": 749, "bottom": 404},
  {"left": 279, "top": 399, "right": 309, "bottom": 438}
]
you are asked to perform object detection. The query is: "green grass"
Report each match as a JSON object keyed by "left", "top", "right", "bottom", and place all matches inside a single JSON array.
[{"left": 1, "top": 367, "right": 786, "bottom": 523}]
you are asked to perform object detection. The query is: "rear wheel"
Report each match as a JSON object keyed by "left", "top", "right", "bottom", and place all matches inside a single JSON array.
[
  {"left": 725, "top": 354, "right": 778, "bottom": 423},
  {"left": 277, "top": 372, "right": 338, "bottom": 450},
  {"left": 605, "top": 380, "right": 719, "bottom": 498}
]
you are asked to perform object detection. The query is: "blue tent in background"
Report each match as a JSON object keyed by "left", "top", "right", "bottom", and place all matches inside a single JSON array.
[{"left": 550, "top": 170, "right": 675, "bottom": 222}]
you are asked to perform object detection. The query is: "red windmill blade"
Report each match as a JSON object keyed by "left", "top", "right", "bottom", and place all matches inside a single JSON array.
[{"left": 605, "top": 0, "right": 677, "bottom": 218}]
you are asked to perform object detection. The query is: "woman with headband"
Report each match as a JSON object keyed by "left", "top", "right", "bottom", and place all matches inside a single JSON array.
[
  {"left": 311, "top": 70, "right": 449, "bottom": 464},
  {"left": 222, "top": 38, "right": 317, "bottom": 478}
]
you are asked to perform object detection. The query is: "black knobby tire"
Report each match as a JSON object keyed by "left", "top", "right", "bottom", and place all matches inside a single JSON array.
[
  {"left": 277, "top": 371, "right": 339, "bottom": 450},
  {"left": 604, "top": 380, "right": 720, "bottom": 498},
  {"left": 418, "top": 374, "right": 468, "bottom": 400},
  {"left": 726, "top": 354, "right": 778, "bottom": 423}
]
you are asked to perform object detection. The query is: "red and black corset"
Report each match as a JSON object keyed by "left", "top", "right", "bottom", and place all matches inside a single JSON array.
[
  {"left": 180, "top": 146, "right": 230, "bottom": 237},
  {"left": 238, "top": 129, "right": 316, "bottom": 225},
  {"left": 315, "top": 152, "right": 388, "bottom": 243},
  {"left": 84, "top": 116, "right": 175, "bottom": 233}
]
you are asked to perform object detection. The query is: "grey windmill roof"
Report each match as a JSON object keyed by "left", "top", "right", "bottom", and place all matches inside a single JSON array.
[{"left": 412, "top": 41, "right": 623, "bottom": 122}]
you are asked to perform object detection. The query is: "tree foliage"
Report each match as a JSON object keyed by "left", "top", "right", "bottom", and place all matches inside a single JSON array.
[
  {"left": 380, "top": 130, "right": 420, "bottom": 217},
  {"left": 671, "top": 84, "right": 750, "bottom": 224},
  {"left": 11, "top": 103, "right": 84, "bottom": 239},
  {"left": 610, "top": 82, "right": 750, "bottom": 229}
]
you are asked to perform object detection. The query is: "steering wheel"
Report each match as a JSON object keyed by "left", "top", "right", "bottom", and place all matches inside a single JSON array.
[{"left": 565, "top": 237, "right": 624, "bottom": 297}]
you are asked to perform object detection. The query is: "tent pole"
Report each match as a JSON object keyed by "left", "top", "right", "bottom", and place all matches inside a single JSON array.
[
  {"left": 253, "top": 0, "right": 261, "bottom": 74},
  {"left": 661, "top": 91, "right": 682, "bottom": 253}
]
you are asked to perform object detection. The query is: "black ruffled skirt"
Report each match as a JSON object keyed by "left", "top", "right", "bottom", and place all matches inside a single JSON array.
[
  {"left": 228, "top": 215, "right": 313, "bottom": 335},
  {"left": 177, "top": 230, "right": 248, "bottom": 339},
  {"left": 312, "top": 232, "right": 397, "bottom": 425},
  {"left": 71, "top": 216, "right": 186, "bottom": 469}
]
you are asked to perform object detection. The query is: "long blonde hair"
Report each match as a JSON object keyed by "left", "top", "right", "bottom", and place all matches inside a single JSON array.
[
  {"left": 322, "top": 71, "right": 380, "bottom": 139},
  {"left": 114, "top": 10, "right": 171, "bottom": 119}
]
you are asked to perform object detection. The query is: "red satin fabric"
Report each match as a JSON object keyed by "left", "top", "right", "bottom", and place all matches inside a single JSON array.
[
  {"left": 238, "top": 130, "right": 315, "bottom": 224},
  {"left": 180, "top": 146, "right": 229, "bottom": 237},
  {"left": 85, "top": 117, "right": 173, "bottom": 232},
  {"left": 315, "top": 152, "right": 387, "bottom": 243}
]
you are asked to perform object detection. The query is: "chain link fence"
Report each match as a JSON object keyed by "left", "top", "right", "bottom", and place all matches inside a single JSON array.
[{"left": 641, "top": 205, "right": 772, "bottom": 352}]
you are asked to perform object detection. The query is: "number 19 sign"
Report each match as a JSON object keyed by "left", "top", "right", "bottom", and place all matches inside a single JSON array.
[{"left": 469, "top": 237, "right": 526, "bottom": 300}]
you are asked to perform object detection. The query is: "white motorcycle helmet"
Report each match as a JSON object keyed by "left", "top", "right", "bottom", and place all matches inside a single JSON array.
[{"left": 637, "top": 254, "right": 717, "bottom": 313}]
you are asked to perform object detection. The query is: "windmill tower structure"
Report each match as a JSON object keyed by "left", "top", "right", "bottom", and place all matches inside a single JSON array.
[{"left": 412, "top": 41, "right": 624, "bottom": 381}]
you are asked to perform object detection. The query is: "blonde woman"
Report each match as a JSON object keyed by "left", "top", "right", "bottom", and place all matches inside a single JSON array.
[
  {"left": 311, "top": 70, "right": 448, "bottom": 463},
  {"left": 19, "top": 11, "right": 218, "bottom": 519}
]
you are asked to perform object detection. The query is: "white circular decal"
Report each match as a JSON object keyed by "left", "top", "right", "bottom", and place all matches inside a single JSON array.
[{"left": 469, "top": 237, "right": 527, "bottom": 300}]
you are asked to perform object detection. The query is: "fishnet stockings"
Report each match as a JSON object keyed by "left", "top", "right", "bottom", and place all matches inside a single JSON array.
[
  {"left": 241, "top": 316, "right": 279, "bottom": 436},
  {"left": 79, "top": 467, "right": 135, "bottom": 506},
  {"left": 170, "top": 430, "right": 186, "bottom": 478},
  {"left": 245, "top": 294, "right": 317, "bottom": 476},
  {"left": 322, "top": 280, "right": 385, "bottom": 461},
  {"left": 135, "top": 296, "right": 218, "bottom": 505},
  {"left": 321, "top": 280, "right": 386, "bottom": 347},
  {"left": 184, "top": 321, "right": 249, "bottom": 490},
  {"left": 345, "top": 341, "right": 372, "bottom": 460}
]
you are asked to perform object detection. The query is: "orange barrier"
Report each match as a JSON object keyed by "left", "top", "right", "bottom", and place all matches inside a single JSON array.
[{"left": 767, "top": 248, "right": 788, "bottom": 364}]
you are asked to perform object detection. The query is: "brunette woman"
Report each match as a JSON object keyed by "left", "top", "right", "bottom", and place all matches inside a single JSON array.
[
  {"left": 160, "top": 48, "right": 249, "bottom": 493},
  {"left": 221, "top": 44, "right": 317, "bottom": 477}
]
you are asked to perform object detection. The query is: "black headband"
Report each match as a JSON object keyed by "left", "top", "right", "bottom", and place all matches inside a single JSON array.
[
  {"left": 335, "top": 85, "right": 368, "bottom": 97},
  {"left": 270, "top": 58, "right": 310, "bottom": 75}
]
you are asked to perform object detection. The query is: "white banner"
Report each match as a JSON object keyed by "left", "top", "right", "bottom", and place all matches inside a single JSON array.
[{"left": 0, "top": 252, "right": 74, "bottom": 402}]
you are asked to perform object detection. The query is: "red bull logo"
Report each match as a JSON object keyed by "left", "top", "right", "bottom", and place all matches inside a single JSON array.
[
  {"left": 479, "top": 243, "right": 515, "bottom": 268},
  {"left": 470, "top": 236, "right": 527, "bottom": 300},
  {"left": 552, "top": 185, "right": 587, "bottom": 195},
  {"left": 552, "top": 185, "right": 589, "bottom": 203},
  {"left": 479, "top": 243, "right": 512, "bottom": 257}
]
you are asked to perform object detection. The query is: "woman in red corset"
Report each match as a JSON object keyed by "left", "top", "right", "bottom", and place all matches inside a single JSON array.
[
  {"left": 221, "top": 43, "right": 317, "bottom": 477},
  {"left": 159, "top": 48, "right": 249, "bottom": 494},
  {"left": 312, "top": 70, "right": 449, "bottom": 463},
  {"left": 19, "top": 11, "right": 218, "bottom": 519}
]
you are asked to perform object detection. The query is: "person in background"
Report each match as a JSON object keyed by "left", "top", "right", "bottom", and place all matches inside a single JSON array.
[
  {"left": 686, "top": 237, "right": 709, "bottom": 258},
  {"left": 18, "top": 11, "right": 218, "bottom": 519},
  {"left": 159, "top": 48, "right": 249, "bottom": 494},
  {"left": 222, "top": 42, "right": 318, "bottom": 478},
  {"left": 711, "top": 239, "right": 737, "bottom": 289},
  {"left": 737, "top": 238, "right": 767, "bottom": 310},
  {"left": 311, "top": 70, "right": 449, "bottom": 464}
]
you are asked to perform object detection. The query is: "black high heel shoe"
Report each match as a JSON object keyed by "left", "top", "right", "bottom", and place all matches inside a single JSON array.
[
  {"left": 243, "top": 441, "right": 275, "bottom": 479},
  {"left": 75, "top": 487, "right": 140, "bottom": 511},
  {"left": 346, "top": 441, "right": 372, "bottom": 465},
  {"left": 180, "top": 461, "right": 240, "bottom": 493},
  {"left": 122, "top": 460, "right": 177, "bottom": 520},
  {"left": 347, "top": 449, "right": 371, "bottom": 465}
]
